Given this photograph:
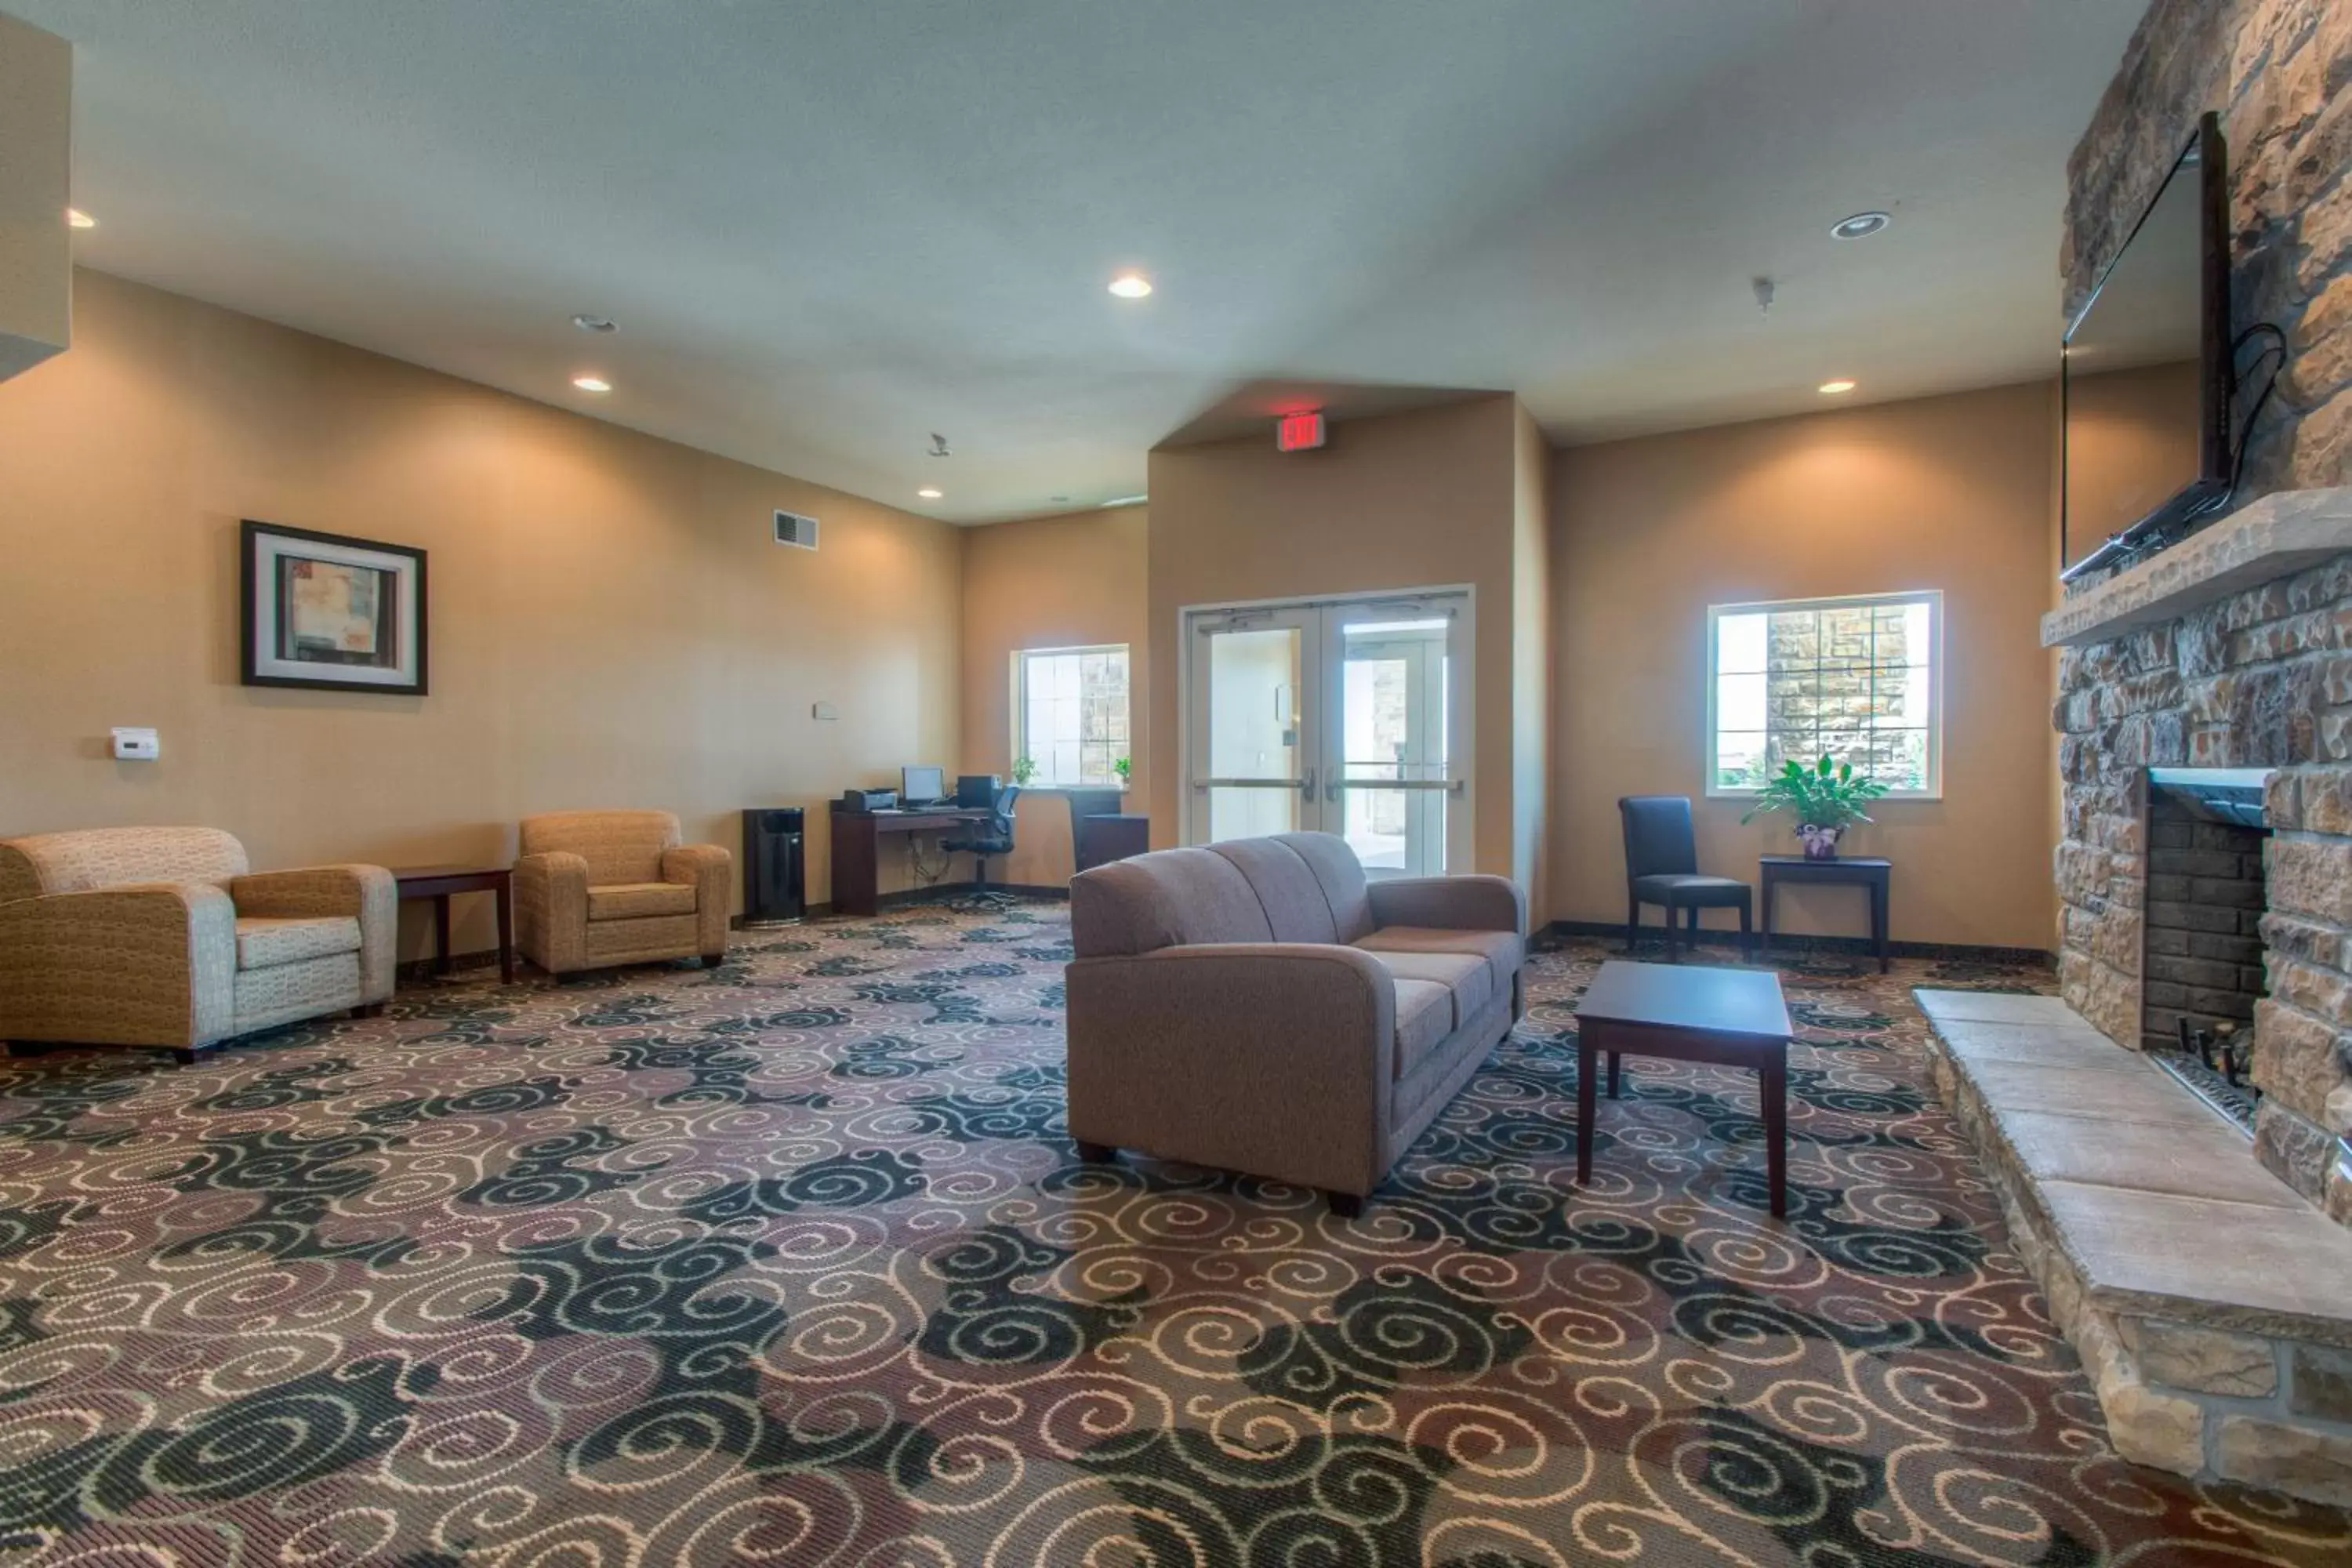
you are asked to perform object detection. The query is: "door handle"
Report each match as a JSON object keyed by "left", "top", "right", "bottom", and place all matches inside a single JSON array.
[{"left": 1300, "top": 767, "right": 1316, "bottom": 800}]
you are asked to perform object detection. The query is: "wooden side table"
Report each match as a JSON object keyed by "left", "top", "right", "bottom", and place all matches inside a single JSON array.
[
  {"left": 391, "top": 866, "right": 514, "bottom": 984},
  {"left": 1759, "top": 855, "right": 1892, "bottom": 973}
]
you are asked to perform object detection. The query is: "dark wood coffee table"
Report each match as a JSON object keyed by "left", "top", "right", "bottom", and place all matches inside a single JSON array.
[
  {"left": 390, "top": 866, "right": 514, "bottom": 985},
  {"left": 1574, "top": 959, "right": 1794, "bottom": 1217}
]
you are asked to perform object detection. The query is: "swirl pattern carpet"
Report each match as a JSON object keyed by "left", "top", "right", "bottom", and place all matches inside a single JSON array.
[{"left": 0, "top": 902, "right": 2346, "bottom": 1565}]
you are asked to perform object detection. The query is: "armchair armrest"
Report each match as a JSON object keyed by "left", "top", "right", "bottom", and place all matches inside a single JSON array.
[
  {"left": 513, "top": 851, "right": 590, "bottom": 975},
  {"left": 1367, "top": 874, "right": 1525, "bottom": 935},
  {"left": 1065, "top": 943, "right": 1394, "bottom": 1196},
  {"left": 662, "top": 844, "right": 732, "bottom": 960},
  {"left": 231, "top": 864, "right": 397, "bottom": 1001},
  {"left": 0, "top": 884, "right": 237, "bottom": 1047}
]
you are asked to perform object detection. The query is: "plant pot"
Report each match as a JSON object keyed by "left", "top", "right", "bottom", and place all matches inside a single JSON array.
[{"left": 1796, "top": 824, "right": 1843, "bottom": 861}]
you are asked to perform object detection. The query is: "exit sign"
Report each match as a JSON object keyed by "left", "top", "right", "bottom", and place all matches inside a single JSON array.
[{"left": 1276, "top": 411, "right": 1327, "bottom": 452}]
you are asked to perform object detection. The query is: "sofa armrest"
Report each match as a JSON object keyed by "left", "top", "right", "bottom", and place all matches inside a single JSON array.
[
  {"left": 1065, "top": 943, "right": 1395, "bottom": 1196},
  {"left": 1367, "top": 874, "right": 1525, "bottom": 936},
  {"left": 0, "top": 884, "right": 238, "bottom": 1047},
  {"left": 662, "top": 844, "right": 732, "bottom": 960},
  {"left": 513, "top": 851, "right": 590, "bottom": 974},
  {"left": 231, "top": 864, "right": 397, "bottom": 1001}
]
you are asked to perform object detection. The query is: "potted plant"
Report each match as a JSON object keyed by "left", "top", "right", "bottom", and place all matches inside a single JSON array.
[
  {"left": 1011, "top": 757, "right": 1040, "bottom": 786},
  {"left": 1112, "top": 757, "right": 1131, "bottom": 788},
  {"left": 1741, "top": 754, "right": 1888, "bottom": 860}
]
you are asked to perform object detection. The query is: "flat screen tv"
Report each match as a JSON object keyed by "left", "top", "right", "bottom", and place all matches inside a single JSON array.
[{"left": 2060, "top": 111, "right": 2231, "bottom": 582}]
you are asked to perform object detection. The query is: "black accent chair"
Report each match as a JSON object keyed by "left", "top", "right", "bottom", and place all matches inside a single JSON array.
[
  {"left": 1062, "top": 788, "right": 1123, "bottom": 872},
  {"left": 1620, "top": 794, "right": 1752, "bottom": 963},
  {"left": 946, "top": 785, "right": 1023, "bottom": 893}
]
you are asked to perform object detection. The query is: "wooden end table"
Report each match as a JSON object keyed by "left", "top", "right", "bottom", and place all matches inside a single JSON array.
[
  {"left": 391, "top": 866, "right": 514, "bottom": 985},
  {"left": 1574, "top": 959, "right": 1794, "bottom": 1217},
  {"left": 1759, "top": 855, "right": 1892, "bottom": 973}
]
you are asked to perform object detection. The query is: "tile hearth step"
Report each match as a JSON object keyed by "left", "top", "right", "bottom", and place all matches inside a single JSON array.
[{"left": 1915, "top": 987, "right": 2352, "bottom": 1504}]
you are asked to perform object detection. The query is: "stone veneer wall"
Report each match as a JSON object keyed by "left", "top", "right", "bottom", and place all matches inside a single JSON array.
[{"left": 2056, "top": 2, "right": 2352, "bottom": 1214}]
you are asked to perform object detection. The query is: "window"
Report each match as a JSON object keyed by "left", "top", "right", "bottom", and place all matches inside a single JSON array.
[
  {"left": 1707, "top": 591, "right": 1941, "bottom": 797},
  {"left": 1014, "top": 644, "right": 1131, "bottom": 788}
]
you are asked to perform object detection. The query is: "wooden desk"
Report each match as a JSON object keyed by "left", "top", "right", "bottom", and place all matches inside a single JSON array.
[
  {"left": 1075, "top": 812, "right": 1149, "bottom": 871},
  {"left": 1574, "top": 960, "right": 1793, "bottom": 1217},
  {"left": 828, "top": 807, "right": 990, "bottom": 916},
  {"left": 1759, "top": 855, "right": 1893, "bottom": 972},
  {"left": 390, "top": 866, "right": 514, "bottom": 985}
]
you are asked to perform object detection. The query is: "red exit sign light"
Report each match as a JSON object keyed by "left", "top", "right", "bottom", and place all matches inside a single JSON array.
[{"left": 1276, "top": 411, "right": 1327, "bottom": 452}]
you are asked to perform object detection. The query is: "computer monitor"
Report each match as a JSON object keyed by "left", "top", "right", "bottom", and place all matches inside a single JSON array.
[{"left": 901, "top": 765, "right": 947, "bottom": 805}]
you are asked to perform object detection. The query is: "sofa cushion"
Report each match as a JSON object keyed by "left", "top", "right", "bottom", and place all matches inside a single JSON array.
[
  {"left": 1272, "top": 832, "right": 1374, "bottom": 943},
  {"left": 234, "top": 915, "right": 361, "bottom": 971},
  {"left": 1359, "top": 948, "right": 1492, "bottom": 1029},
  {"left": 587, "top": 881, "right": 699, "bottom": 921},
  {"left": 1069, "top": 848, "right": 1276, "bottom": 957},
  {"left": 1357, "top": 926, "right": 1524, "bottom": 1000},
  {"left": 1392, "top": 978, "right": 1454, "bottom": 1081},
  {"left": 1208, "top": 837, "right": 1340, "bottom": 944}
]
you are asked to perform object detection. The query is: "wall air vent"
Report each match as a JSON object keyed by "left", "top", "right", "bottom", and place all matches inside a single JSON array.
[{"left": 773, "top": 510, "right": 819, "bottom": 550}]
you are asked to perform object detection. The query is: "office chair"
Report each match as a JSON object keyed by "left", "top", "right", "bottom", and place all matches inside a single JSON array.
[
  {"left": 945, "top": 785, "right": 1022, "bottom": 895},
  {"left": 1620, "top": 794, "right": 1752, "bottom": 963}
]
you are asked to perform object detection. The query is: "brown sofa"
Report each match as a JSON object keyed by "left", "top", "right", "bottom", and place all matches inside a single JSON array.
[{"left": 1065, "top": 831, "right": 1525, "bottom": 1212}]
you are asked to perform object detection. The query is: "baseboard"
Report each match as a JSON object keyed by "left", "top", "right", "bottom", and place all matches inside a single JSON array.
[
  {"left": 1543, "top": 919, "right": 2054, "bottom": 969},
  {"left": 804, "top": 884, "right": 1069, "bottom": 919}
]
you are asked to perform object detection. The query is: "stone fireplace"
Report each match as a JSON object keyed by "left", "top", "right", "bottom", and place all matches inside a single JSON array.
[
  {"left": 2141, "top": 770, "right": 2270, "bottom": 1105},
  {"left": 2053, "top": 503, "right": 2352, "bottom": 1220}
]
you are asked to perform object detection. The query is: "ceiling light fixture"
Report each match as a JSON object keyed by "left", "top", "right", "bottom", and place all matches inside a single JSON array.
[
  {"left": 917, "top": 487, "right": 943, "bottom": 499},
  {"left": 572, "top": 375, "right": 612, "bottom": 393},
  {"left": 1818, "top": 379, "right": 1857, "bottom": 394},
  {"left": 66, "top": 208, "right": 95, "bottom": 229},
  {"left": 1830, "top": 211, "right": 1891, "bottom": 240},
  {"left": 1101, "top": 493, "right": 1148, "bottom": 508},
  {"left": 572, "top": 313, "right": 617, "bottom": 333},
  {"left": 1108, "top": 271, "right": 1153, "bottom": 299}
]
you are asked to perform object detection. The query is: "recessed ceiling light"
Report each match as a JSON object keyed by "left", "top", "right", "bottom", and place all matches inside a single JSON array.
[
  {"left": 572, "top": 375, "right": 612, "bottom": 393},
  {"left": 1818, "top": 379, "right": 1857, "bottom": 394},
  {"left": 66, "top": 208, "right": 95, "bottom": 230},
  {"left": 917, "top": 487, "right": 943, "bottom": 499},
  {"left": 1830, "top": 211, "right": 1890, "bottom": 240},
  {"left": 1108, "top": 272, "right": 1153, "bottom": 299},
  {"left": 572, "top": 313, "right": 617, "bottom": 333}
]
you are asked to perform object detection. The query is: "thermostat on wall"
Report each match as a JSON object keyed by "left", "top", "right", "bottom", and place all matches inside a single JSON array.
[{"left": 111, "top": 727, "right": 160, "bottom": 760}]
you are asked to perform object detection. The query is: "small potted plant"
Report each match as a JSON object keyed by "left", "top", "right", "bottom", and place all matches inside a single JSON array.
[
  {"left": 1011, "top": 757, "right": 1040, "bottom": 787},
  {"left": 1741, "top": 754, "right": 1888, "bottom": 860},
  {"left": 1112, "top": 757, "right": 1131, "bottom": 788}
]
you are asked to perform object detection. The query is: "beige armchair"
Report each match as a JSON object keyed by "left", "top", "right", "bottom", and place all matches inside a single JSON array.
[
  {"left": 513, "top": 810, "right": 731, "bottom": 976},
  {"left": 0, "top": 826, "right": 396, "bottom": 1064}
]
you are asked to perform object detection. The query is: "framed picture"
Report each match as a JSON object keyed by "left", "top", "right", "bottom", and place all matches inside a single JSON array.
[{"left": 240, "top": 521, "right": 428, "bottom": 695}]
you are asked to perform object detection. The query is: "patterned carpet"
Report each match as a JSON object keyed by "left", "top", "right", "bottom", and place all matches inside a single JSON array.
[{"left": 1, "top": 902, "right": 2348, "bottom": 1566}]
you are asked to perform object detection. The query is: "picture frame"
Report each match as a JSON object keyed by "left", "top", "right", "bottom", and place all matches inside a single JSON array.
[{"left": 239, "top": 520, "right": 428, "bottom": 695}]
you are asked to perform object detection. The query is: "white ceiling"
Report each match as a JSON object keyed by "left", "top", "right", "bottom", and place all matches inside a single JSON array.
[{"left": 11, "top": 0, "right": 2147, "bottom": 523}]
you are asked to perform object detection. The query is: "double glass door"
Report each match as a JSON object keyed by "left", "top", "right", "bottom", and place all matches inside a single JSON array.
[{"left": 1185, "top": 591, "right": 1469, "bottom": 877}]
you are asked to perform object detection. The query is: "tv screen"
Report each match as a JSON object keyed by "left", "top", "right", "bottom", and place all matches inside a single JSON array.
[
  {"left": 2060, "top": 113, "right": 2230, "bottom": 579},
  {"left": 902, "top": 764, "right": 946, "bottom": 804}
]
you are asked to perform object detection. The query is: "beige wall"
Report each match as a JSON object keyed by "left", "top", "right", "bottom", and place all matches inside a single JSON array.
[
  {"left": 0, "top": 13, "right": 71, "bottom": 380},
  {"left": 1549, "top": 381, "right": 2059, "bottom": 949},
  {"left": 957, "top": 506, "right": 1149, "bottom": 887},
  {"left": 1144, "top": 396, "right": 1530, "bottom": 880},
  {"left": 0, "top": 271, "right": 962, "bottom": 960}
]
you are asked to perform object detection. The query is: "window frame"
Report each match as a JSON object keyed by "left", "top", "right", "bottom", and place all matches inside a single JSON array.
[
  {"left": 1011, "top": 641, "right": 1132, "bottom": 791},
  {"left": 1703, "top": 590, "right": 1944, "bottom": 802}
]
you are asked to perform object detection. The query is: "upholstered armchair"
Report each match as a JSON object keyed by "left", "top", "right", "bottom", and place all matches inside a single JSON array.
[
  {"left": 513, "top": 811, "right": 731, "bottom": 975},
  {"left": 0, "top": 826, "right": 396, "bottom": 1063}
]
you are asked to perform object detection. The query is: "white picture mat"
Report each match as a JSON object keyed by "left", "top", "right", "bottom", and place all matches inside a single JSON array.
[{"left": 249, "top": 532, "right": 420, "bottom": 686}]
